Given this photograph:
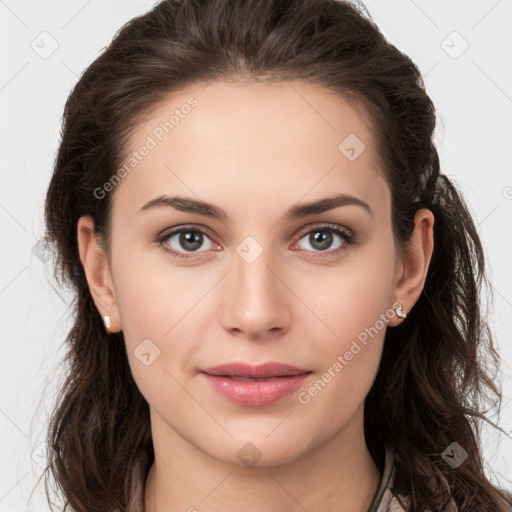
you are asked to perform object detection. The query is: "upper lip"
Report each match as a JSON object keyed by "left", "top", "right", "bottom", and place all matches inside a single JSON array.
[{"left": 202, "top": 362, "right": 311, "bottom": 379}]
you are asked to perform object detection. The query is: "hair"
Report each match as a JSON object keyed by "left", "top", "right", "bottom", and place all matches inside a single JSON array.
[{"left": 38, "top": 0, "right": 512, "bottom": 510}]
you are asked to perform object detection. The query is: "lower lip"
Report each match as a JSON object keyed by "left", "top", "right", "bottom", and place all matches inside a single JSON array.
[{"left": 202, "top": 373, "right": 311, "bottom": 407}]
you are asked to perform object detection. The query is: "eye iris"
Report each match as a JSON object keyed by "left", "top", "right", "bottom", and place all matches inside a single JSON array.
[
  {"left": 180, "top": 231, "right": 203, "bottom": 251},
  {"left": 310, "top": 230, "right": 333, "bottom": 251}
]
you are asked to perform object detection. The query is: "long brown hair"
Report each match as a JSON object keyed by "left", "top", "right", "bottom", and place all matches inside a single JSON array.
[{"left": 39, "top": 0, "right": 512, "bottom": 510}]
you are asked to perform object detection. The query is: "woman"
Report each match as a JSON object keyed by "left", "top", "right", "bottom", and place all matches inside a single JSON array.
[{"left": 41, "top": 0, "right": 512, "bottom": 510}]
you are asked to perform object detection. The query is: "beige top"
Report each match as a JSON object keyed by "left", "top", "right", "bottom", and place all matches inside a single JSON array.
[{"left": 368, "top": 445, "right": 458, "bottom": 512}]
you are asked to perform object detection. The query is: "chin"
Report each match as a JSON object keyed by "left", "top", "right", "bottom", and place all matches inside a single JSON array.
[{"left": 215, "top": 436, "right": 311, "bottom": 469}]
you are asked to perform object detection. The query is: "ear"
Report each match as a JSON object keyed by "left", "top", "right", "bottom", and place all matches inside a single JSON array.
[
  {"left": 388, "top": 208, "right": 435, "bottom": 327},
  {"left": 77, "top": 215, "right": 122, "bottom": 333}
]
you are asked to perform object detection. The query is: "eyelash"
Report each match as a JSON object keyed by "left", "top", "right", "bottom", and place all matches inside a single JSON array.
[{"left": 155, "top": 223, "right": 355, "bottom": 260}]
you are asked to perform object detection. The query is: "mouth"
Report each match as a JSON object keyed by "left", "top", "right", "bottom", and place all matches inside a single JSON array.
[
  {"left": 201, "top": 362, "right": 312, "bottom": 407},
  {"left": 201, "top": 362, "right": 312, "bottom": 379}
]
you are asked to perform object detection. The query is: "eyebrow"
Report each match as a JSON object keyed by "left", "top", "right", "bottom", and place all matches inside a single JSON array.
[{"left": 138, "top": 193, "right": 373, "bottom": 220}]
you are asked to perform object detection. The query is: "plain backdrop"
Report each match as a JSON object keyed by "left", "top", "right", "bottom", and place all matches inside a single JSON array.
[{"left": 1, "top": 0, "right": 511, "bottom": 510}]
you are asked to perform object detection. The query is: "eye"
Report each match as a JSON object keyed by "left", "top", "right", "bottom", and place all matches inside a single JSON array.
[
  {"left": 155, "top": 223, "right": 355, "bottom": 260},
  {"left": 156, "top": 225, "right": 219, "bottom": 259},
  {"left": 293, "top": 223, "right": 354, "bottom": 257}
]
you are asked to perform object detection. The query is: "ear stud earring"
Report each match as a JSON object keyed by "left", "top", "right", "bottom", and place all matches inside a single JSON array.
[
  {"left": 103, "top": 315, "right": 111, "bottom": 332},
  {"left": 395, "top": 305, "right": 407, "bottom": 319}
]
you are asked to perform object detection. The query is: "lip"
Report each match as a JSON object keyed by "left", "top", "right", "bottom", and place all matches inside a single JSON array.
[
  {"left": 202, "top": 362, "right": 311, "bottom": 379},
  {"left": 201, "top": 362, "right": 312, "bottom": 407}
]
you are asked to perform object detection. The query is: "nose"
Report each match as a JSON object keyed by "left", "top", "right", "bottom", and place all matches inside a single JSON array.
[{"left": 219, "top": 245, "right": 292, "bottom": 341}]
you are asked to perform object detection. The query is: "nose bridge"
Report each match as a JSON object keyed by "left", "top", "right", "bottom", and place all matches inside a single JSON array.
[
  {"left": 220, "top": 234, "right": 291, "bottom": 336},
  {"left": 233, "top": 234, "right": 280, "bottom": 304}
]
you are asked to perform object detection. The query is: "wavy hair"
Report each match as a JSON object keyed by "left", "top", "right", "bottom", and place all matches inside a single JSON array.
[{"left": 39, "top": 0, "right": 512, "bottom": 510}]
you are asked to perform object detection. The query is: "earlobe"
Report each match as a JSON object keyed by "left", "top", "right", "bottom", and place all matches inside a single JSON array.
[
  {"left": 389, "top": 208, "right": 435, "bottom": 327},
  {"left": 77, "top": 215, "right": 122, "bottom": 333}
]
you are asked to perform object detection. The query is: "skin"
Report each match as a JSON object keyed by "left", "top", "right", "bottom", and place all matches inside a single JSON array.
[{"left": 77, "top": 80, "right": 434, "bottom": 512}]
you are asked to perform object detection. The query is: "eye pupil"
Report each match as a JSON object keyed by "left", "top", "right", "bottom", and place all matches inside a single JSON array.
[
  {"left": 180, "top": 231, "right": 203, "bottom": 251},
  {"left": 310, "top": 231, "right": 333, "bottom": 250}
]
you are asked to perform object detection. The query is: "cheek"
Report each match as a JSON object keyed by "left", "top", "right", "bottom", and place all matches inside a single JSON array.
[
  {"left": 295, "top": 277, "right": 389, "bottom": 430},
  {"left": 294, "top": 243, "right": 395, "bottom": 411},
  {"left": 112, "top": 239, "right": 207, "bottom": 338},
  {"left": 110, "top": 246, "right": 210, "bottom": 395},
  {"left": 305, "top": 248, "right": 395, "bottom": 353}
]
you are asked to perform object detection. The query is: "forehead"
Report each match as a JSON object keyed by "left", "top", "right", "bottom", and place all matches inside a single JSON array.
[{"left": 111, "top": 80, "right": 389, "bottom": 219}]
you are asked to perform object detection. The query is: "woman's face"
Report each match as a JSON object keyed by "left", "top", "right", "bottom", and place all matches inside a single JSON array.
[{"left": 81, "top": 80, "right": 431, "bottom": 467}]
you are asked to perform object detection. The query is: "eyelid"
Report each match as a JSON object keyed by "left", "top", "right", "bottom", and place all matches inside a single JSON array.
[
  {"left": 156, "top": 223, "right": 221, "bottom": 245},
  {"left": 293, "top": 222, "right": 353, "bottom": 239}
]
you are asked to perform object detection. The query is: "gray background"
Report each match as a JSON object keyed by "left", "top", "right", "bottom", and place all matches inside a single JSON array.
[{"left": 1, "top": 0, "right": 511, "bottom": 509}]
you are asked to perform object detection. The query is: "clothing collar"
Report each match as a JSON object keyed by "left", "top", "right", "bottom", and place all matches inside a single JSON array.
[{"left": 367, "top": 445, "right": 458, "bottom": 512}]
